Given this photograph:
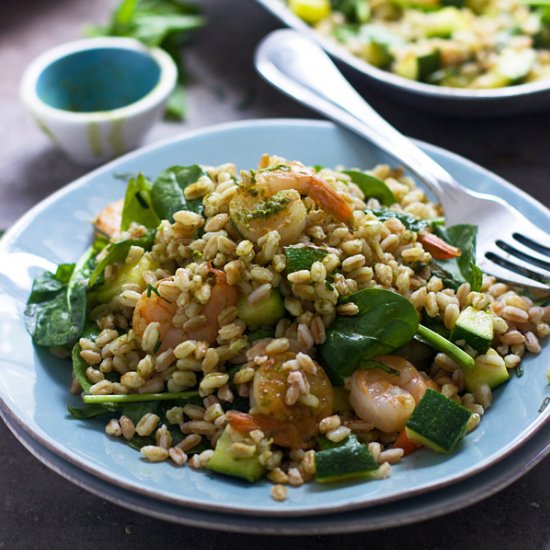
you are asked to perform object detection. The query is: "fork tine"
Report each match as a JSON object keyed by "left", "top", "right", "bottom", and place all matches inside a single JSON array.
[
  {"left": 485, "top": 247, "right": 550, "bottom": 282},
  {"left": 478, "top": 258, "right": 550, "bottom": 293},
  {"left": 497, "top": 239, "right": 550, "bottom": 270},
  {"left": 513, "top": 227, "right": 550, "bottom": 256}
]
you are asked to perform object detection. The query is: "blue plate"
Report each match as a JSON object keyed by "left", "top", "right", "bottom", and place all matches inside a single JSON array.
[{"left": 0, "top": 119, "right": 548, "bottom": 516}]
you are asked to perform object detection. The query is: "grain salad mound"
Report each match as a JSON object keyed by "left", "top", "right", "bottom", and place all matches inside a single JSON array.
[{"left": 25, "top": 154, "right": 549, "bottom": 501}]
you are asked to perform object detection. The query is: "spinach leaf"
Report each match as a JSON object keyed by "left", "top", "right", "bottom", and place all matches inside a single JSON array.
[
  {"left": 88, "top": 230, "right": 155, "bottom": 287},
  {"left": 25, "top": 246, "right": 97, "bottom": 347},
  {"left": 71, "top": 322, "right": 101, "bottom": 392},
  {"left": 121, "top": 173, "right": 160, "bottom": 231},
  {"left": 319, "top": 288, "right": 419, "bottom": 385},
  {"left": 284, "top": 245, "right": 328, "bottom": 273},
  {"left": 431, "top": 224, "right": 482, "bottom": 291},
  {"left": 248, "top": 327, "right": 275, "bottom": 342},
  {"left": 151, "top": 165, "right": 206, "bottom": 222},
  {"left": 165, "top": 82, "right": 186, "bottom": 120},
  {"left": 366, "top": 207, "right": 431, "bottom": 232},
  {"left": 68, "top": 403, "right": 114, "bottom": 419},
  {"left": 343, "top": 171, "right": 395, "bottom": 206}
]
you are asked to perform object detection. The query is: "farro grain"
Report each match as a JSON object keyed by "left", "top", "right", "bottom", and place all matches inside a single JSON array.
[
  {"left": 136, "top": 413, "right": 160, "bottom": 436},
  {"left": 141, "top": 445, "right": 169, "bottom": 462},
  {"left": 326, "top": 425, "right": 351, "bottom": 443},
  {"left": 271, "top": 484, "right": 288, "bottom": 501},
  {"left": 90, "top": 379, "right": 113, "bottom": 395},
  {"left": 169, "top": 447, "right": 188, "bottom": 466},
  {"left": 379, "top": 448, "right": 404, "bottom": 464}
]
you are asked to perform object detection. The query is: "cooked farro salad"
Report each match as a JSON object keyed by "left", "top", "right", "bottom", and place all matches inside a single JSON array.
[
  {"left": 25, "top": 155, "right": 549, "bottom": 501},
  {"left": 287, "top": 0, "right": 550, "bottom": 88}
]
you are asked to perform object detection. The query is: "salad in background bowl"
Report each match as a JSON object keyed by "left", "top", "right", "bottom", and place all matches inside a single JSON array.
[{"left": 257, "top": 0, "right": 550, "bottom": 115}]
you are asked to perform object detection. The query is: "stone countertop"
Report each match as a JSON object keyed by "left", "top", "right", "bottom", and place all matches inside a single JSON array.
[{"left": 0, "top": 1, "right": 548, "bottom": 548}]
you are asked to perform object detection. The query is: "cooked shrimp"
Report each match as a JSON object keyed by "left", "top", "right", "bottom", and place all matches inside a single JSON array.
[
  {"left": 132, "top": 292, "right": 183, "bottom": 352},
  {"left": 349, "top": 356, "right": 429, "bottom": 433},
  {"left": 186, "top": 266, "right": 237, "bottom": 344},
  {"left": 93, "top": 199, "right": 123, "bottom": 239},
  {"left": 132, "top": 267, "right": 237, "bottom": 350},
  {"left": 230, "top": 159, "right": 354, "bottom": 244},
  {"left": 250, "top": 350, "right": 334, "bottom": 448}
]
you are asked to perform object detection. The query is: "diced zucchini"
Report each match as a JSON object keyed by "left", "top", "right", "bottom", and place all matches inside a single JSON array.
[
  {"left": 497, "top": 48, "right": 536, "bottom": 83},
  {"left": 393, "top": 49, "right": 441, "bottom": 81},
  {"left": 237, "top": 289, "right": 285, "bottom": 328},
  {"left": 94, "top": 253, "right": 159, "bottom": 304},
  {"left": 358, "top": 25, "right": 405, "bottom": 68},
  {"left": 392, "top": 0, "right": 440, "bottom": 10},
  {"left": 463, "top": 348, "right": 509, "bottom": 393},
  {"left": 207, "top": 427, "right": 265, "bottom": 482},
  {"left": 471, "top": 49, "right": 536, "bottom": 88},
  {"left": 315, "top": 435, "right": 379, "bottom": 483},
  {"left": 406, "top": 389, "right": 471, "bottom": 453},
  {"left": 289, "top": 0, "right": 331, "bottom": 24},
  {"left": 421, "top": 7, "right": 467, "bottom": 38},
  {"left": 451, "top": 306, "right": 493, "bottom": 353}
]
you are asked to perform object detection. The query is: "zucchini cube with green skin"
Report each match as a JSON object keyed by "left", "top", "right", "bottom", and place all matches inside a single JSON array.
[
  {"left": 451, "top": 306, "right": 493, "bottom": 353},
  {"left": 463, "top": 348, "right": 509, "bottom": 393},
  {"left": 94, "top": 253, "right": 159, "bottom": 304},
  {"left": 406, "top": 389, "right": 471, "bottom": 454},
  {"left": 315, "top": 435, "right": 378, "bottom": 483},
  {"left": 237, "top": 289, "right": 284, "bottom": 328},
  {"left": 393, "top": 49, "right": 441, "bottom": 82},
  {"left": 207, "top": 427, "right": 265, "bottom": 482}
]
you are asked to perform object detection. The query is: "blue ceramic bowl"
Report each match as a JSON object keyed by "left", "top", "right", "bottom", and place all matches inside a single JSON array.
[{"left": 21, "top": 38, "right": 177, "bottom": 165}]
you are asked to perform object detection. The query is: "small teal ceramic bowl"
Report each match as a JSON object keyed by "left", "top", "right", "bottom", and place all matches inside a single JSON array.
[{"left": 21, "top": 37, "right": 177, "bottom": 165}]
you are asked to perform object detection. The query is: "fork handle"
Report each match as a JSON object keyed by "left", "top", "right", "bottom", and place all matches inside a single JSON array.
[{"left": 255, "top": 30, "right": 463, "bottom": 208}]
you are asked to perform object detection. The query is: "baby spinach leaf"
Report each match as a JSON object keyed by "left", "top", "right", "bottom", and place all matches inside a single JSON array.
[
  {"left": 343, "top": 170, "right": 395, "bottom": 206},
  {"left": 284, "top": 245, "right": 328, "bottom": 273},
  {"left": 431, "top": 224, "right": 482, "bottom": 291},
  {"left": 165, "top": 82, "right": 187, "bottom": 120},
  {"left": 319, "top": 288, "right": 419, "bottom": 385},
  {"left": 71, "top": 322, "right": 101, "bottom": 392},
  {"left": 247, "top": 327, "right": 275, "bottom": 342},
  {"left": 25, "top": 246, "right": 97, "bottom": 347},
  {"left": 67, "top": 403, "right": 115, "bottom": 419},
  {"left": 366, "top": 207, "right": 431, "bottom": 232},
  {"left": 121, "top": 173, "right": 160, "bottom": 231},
  {"left": 88, "top": 229, "right": 155, "bottom": 287},
  {"left": 151, "top": 164, "right": 206, "bottom": 222}
]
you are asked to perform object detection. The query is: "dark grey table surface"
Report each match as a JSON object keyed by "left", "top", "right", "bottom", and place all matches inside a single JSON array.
[{"left": 0, "top": 0, "right": 549, "bottom": 548}]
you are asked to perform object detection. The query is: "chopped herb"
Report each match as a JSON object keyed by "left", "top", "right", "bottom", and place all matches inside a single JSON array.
[
  {"left": 233, "top": 193, "right": 292, "bottom": 223},
  {"left": 284, "top": 245, "right": 329, "bottom": 273},
  {"left": 516, "top": 363, "right": 524, "bottom": 377},
  {"left": 360, "top": 359, "right": 400, "bottom": 376},
  {"left": 153, "top": 339, "right": 162, "bottom": 354}
]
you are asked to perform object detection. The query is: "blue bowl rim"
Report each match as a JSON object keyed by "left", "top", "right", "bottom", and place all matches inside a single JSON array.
[{"left": 20, "top": 37, "right": 177, "bottom": 122}]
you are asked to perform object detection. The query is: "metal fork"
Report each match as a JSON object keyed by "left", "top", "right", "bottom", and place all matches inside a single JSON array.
[{"left": 255, "top": 30, "right": 550, "bottom": 294}]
